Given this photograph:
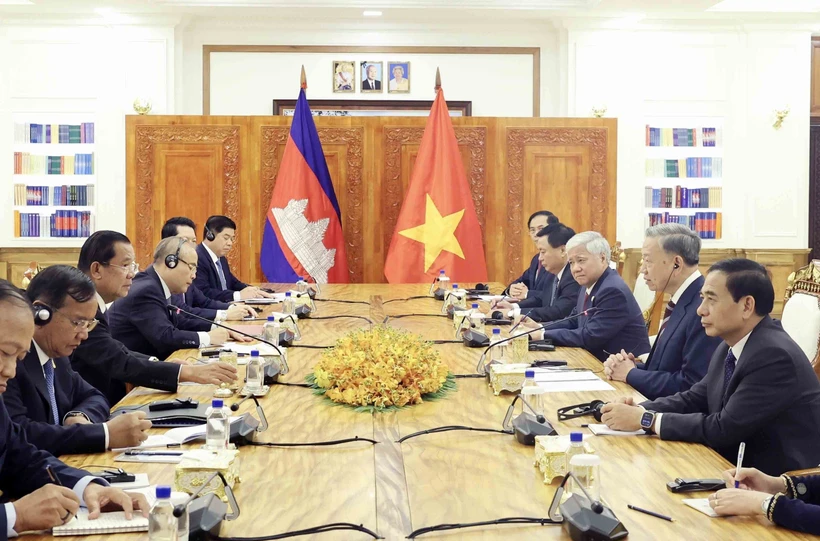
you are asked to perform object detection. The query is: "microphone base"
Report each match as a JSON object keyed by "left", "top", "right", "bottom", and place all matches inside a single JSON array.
[
  {"left": 433, "top": 288, "right": 445, "bottom": 301},
  {"left": 263, "top": 361, "right": 281, "bottom": 385},
  {"left": 559, "top": 494, "right": 628, "bottom": 541},
  {"left": 294, "top": 305, "right": 311, "bottom": 319},
  {"left": 461, "top": 329, "right": 490, "bottom": 348},
  {"left": 529, "top": 339, "right": 555, "bottom": 352},
  {"left": 512, "top": 412, "right": 557, "bottom": 445},
  {"left": 188, "top": 493, "right": 227, "bottom": 541}
]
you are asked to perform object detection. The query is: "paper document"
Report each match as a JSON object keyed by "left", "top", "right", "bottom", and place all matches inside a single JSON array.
[
  {"left": 52, "top": 510, "right": 149, "bottom": 536},
  {"left": 112, "top": 417, "right": 243, "bottom": 451},
  {"left": 683, "top": 498, "right": 718, "bottom": 517},
  {"left": 588, "top": 424, "right": 646, "bottom": 436},
  {"left": 532, "top": 370, "right": 614, "bottom": 392},
  {"left": 223, "top": 342, "right": 281, "bottom": 361}
]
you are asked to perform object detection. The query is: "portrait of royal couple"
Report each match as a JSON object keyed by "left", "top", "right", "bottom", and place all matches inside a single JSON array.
[{"left": 333, "top": 60, "right": 410, "bottom": 93}]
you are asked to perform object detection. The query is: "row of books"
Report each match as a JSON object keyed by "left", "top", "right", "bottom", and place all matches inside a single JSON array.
[
  {"left": 13, "top": 153, "right": 95, "bottom": 175},
  {"left": 13, "top": 123, "right": 94, "bottom": 144},
  {"left": 645, "top": 126, "right": 722, "bottom": 147},
  {"left": 13, "top": 210, "right": 94, "bottom": 238},
  {"left": 647, "top": 212, "right": 722, "bottom": 239},
  {"left": 644, "top": 187, "right": 722, "bottom": 209},
  {"left": 645, "top": 158, "right": 723, "bottom": 178},
  {"left": 13, "top": 184, "right": 95, "bottom": 207}
]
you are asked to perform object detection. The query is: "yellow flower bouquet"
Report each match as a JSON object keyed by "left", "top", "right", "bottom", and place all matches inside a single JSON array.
[{"left": 307, "top": 326, "right": 455, "bottom": 412}]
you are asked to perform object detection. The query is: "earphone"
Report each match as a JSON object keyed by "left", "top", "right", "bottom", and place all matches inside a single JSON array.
[
  {"left": 32, "top": 302, "right": 53, "bottom": 326},
  {"left": 205, "top": 224, "right": 216, "bottom": 242},
  {"left": 165, "top": 237, "right": 186, "bottom": 269}
]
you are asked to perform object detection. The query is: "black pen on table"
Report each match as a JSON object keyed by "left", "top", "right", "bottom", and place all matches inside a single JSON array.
[
  {"left": 46, "top": 464, "right": 63, "bottom": 486},
  {"left": 627, "top": 504, "right": 674, "bottom": 522}
]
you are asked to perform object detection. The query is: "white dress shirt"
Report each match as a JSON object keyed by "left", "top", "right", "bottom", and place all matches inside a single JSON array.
[
  {"left": 653, "top": 327, "right": 752, "bottom": 437},
  {"left": 156, "top": 273, "right": 211, "bottom": 348},
  {"left": 510, "top": 264, "right": 566, "bottom": 318},
  {"left": 202, "top": 243, "right": 241, "bottom": 302}
]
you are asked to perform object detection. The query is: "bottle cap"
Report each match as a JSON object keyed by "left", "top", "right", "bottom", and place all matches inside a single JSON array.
[
  {"left": 471, "top": 303, "right": 479, "bottom": 309},
  {"left": 525, "top": 369, "right": 535, "bottom": 378},
  {"left": 492, "top": 328, "right": 501, "bottom": 335},
  {"left": 212, "top": 399, "right": 223, "bottom": 408},
  {"left": 569, "top": 454, "right": 600, "bottom": 466},
  {"left": 285, "top": 292, "right": 291, "bottom": 297},
  {"left": 439, "top": 270, "right": 445, "bottom": 275},
  {"left": 453, "top": 284, "right": 459, "bottom": 288},
  {"left": 156, "top": 485, "right": 172, "bottom": 499},
  {"left": 267, "top": 315, "right": 275, "bottom": 321},
  {"left": 250, "top": 350, "right": 260, "bottom": 357},
  {"left": 298, "top": 276, "right": 305, "bottom": 281},
  {"left": 570, "top": 432, "right": 583, "bottom": 443}
]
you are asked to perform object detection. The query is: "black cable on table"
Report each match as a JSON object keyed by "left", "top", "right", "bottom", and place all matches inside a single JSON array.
[
  {"left": 248, "top": 436, "right": 378, "bottom": 448},
  {"left": 216, "top": 521, "right": 383, "bottom": 540},
  {"left": 397, "top": 426, "right": 512, "bottom": 444},
  {"left": 382, "top": 296, "right": 433, "bottom": 305},
  {"left": 407, "top": 516, "right": 558, "bottom": 539}
]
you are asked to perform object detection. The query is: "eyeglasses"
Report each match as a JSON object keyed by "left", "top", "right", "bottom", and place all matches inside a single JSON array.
[
  {"left": 53, "top": 308, "right": 98, "bottom": 332},
  {"left": 102, "top": 261, "right": 139, "bottom": 274},
  {"left": 177, "top": 258, "right": 197, "bottom": 273},
  {"left": 528, "top": 225, "right": 545, "bottom": 234}
]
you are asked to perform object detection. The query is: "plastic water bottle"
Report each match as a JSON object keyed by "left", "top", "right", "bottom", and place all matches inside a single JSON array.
[
  {"left": 522, "top": 369, "right": 537, "bottom": 393},
  {"left": 296, "top": 276, "right": 308, "bottom": 294},
  {"left": 246, "top": 350, "right": 264, "bottom": 393},
  {"left": 435, "top": 269, "right": 450, "bottom": 294},
  {"left": 205, "top": 399, "right": 229, "bottom": 450},
  {"left": 169, "top": 492, "right": 190, "bottom": 541},
  {"left": 521, "top": 369, "right": 547, "bottom": 421},
  {"left": 263, "top": 316, "right": 280, "bottom": 347},
  {"left": 489, "top": 328, "right": 507, "bottom": 365},
  {"left": 148, "top": 486, "right": 178, "bottom": 541},
  {"left": 565, "top": 432, "right": 585, "bottom": 476},
  {"left": 569, "top": 454, "right": 601, "bottom": 501},
  {"left": 469, "top": 303, "right": 485, "bottom": 334},
  {"left": 282, "top": 292, "right": 294, "bottom": 315}
]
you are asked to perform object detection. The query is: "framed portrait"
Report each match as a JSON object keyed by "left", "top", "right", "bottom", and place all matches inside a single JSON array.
[
  {"left": 273, "top": 99, "right": 472, "bottom": 117},
  {"left": 387, "top": 61, "right": 411, "bottom": 94},
  {"left": 360, "top": 61, "right": 383, "bottom": 93},
  {"left": 332, "top": 60, "right": 355, "bottom": 93}
]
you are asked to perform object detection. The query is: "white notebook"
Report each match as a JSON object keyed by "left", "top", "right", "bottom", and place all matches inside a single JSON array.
[
  {"left": 52, "top": 510, "right": 148, "bottom": 536},
  {"left": 683, "top": 498, "right": 719, "bottom": 517}
]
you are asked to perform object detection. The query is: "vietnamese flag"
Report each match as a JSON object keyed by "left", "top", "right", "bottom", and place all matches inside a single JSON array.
[{"left": 384, "top": 85, "right": 488, "bottom": 283}]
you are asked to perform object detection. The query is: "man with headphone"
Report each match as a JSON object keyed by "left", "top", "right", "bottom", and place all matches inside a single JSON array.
[
  {"left": 195, "top": 215, "right": 273, "bottom": 303},
  {"left": 0, "top": 279, "right": 149, "bottom": 535},
  {"left": 3, "top": 266, "right": 151, "bottom": 457},
  {"left": 108, "top": 237, "right": 250, "bottom": 359},
  {"left": 603, "top": 224, "right": 721, "bottom": 399}
]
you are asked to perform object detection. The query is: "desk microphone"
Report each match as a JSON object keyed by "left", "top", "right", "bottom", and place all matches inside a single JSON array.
[
  {"left": 230, "top": 395, "right": 269, "bottom": 433},
  {"left": 502, "top": 392, "right": 557, "bottom": 445},
  {"left": 292, "top": 292, "right": 315, "bottom": 318},
  {"left": 475, "top": 308, "right": 597, "bottom": 374},
  {"left": 551, "top": 471, "right": 627, "bottom": 540},
  {"left": 174, "top": 471, "right": 240, "bottom": 540},
  {"left": 168, "top": 304, "right": 289, "bottom": 375}
]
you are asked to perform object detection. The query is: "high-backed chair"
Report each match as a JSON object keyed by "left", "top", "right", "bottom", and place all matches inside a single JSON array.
[
  {"left": 610, "top": 241, "right": 625, "bottom": 275},
  {"left": 782, "top": 260, "right": 820, "bottom": 377}
]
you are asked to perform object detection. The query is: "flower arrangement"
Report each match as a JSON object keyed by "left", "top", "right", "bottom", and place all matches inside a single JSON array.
[{"left": 307, "top": 326, "right": 455, "bottom": 412}]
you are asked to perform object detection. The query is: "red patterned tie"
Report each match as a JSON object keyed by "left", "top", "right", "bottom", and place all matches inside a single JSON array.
[
  {"left": 583, "top": 293, "right": 590, "bottom": 310},
  {"left": 658, "top": 300, "right": 676, "bottom": 335}
]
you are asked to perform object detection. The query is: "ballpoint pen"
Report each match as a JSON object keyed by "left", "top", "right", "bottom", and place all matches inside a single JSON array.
[
  {"left": 735, "top": 442, "right": 746, "bottom": 488},
  {"left": 46, "top": 464, "right": 63, "bottom": 486},
  {"left": 124, "top": 450, "right": 183, "bottom": 456}
]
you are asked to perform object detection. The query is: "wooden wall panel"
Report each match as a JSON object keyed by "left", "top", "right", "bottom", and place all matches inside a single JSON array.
[
  {"left": 0, "top": 248, "right": 81, "bottom": 287},
  {"left": 127, "top": 115, "right": 617, "bottom": 284}
]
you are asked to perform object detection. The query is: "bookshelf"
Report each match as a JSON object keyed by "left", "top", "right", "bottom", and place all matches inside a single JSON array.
[
  {"left": 11, "top": 114, "right": 96, "bottom": 241},
  {"left": 644, "top": 117, "right": 723, "bottom": 240}
]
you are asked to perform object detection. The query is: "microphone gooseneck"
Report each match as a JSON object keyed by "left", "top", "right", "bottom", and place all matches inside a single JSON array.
[{"left": 173, "top": 471, "right": 220, "bottom": 517}]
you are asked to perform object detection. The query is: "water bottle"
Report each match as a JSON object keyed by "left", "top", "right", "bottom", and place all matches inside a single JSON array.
[
  {"left": 169, "top": 492, "right": 190, "bottom": 541},
  {"left": 565, "top": 432, "right": 585, "bottom": 476},
  {"left": 296, "top": 277, "right": 308, "bottom": 294},
  {"left": 489, "top": 328, "right": 507, "bottom": 365},
  {"left": 568, "top": 453, "right": 601, "bottom": 501},
  {"left": 521, "top": 370, "right": 547, "bottom": 424},
  {"left": 282, "top": 292, "right": 294, "bottom": 315},
  {"left": 204, "top": 399, "right": 229, "bottom": 450},
  {"left": 522, "top": 369, "right": 537, "bottom": 392},
  {"left": 246, "top": 350, "right": 264, "bottom": 393},
  {"left": 263, "top": 316, "right": 280, "bottom": 347},
  {"left": 148, "top": 486, "right": 178, "bottom": 541},
  {"left": 432, "top": 269, "right": 450, "bottom": 296},
  {"left": 469, "top": 303, "right": 485, "bottom": 334}
]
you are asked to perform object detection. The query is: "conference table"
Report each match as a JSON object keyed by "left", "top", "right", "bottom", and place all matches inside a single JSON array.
[{"left": 44, "top": 284, "right": 813, "bottom": 540}]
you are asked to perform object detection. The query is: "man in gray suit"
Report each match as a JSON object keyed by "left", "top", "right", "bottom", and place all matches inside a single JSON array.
[{"left": 601, "top": 258, "right": 820, "bottom": 475}]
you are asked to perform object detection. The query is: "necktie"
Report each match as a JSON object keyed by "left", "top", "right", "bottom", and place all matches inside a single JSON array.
[
  {"left": 215, "top": 260, "right": 227, "bottom": 290},
  {"left": 42, "top": 360, "right": 60, "bottom": 425},
  {"left": 658, "top": 300, "right": 676, "bottom": 335},
  {"left": 549, "top": 277, "right": 559, "bottom": 307},
  {"left": 722, "top": 349, "right": 737, "bottom": 398},
  {"left": 583, "top": 292, "right": 590, "bottom": 310}
]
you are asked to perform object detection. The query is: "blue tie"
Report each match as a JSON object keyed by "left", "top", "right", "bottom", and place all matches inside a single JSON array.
[
  {"left": 42, "top": 360, "right": 60, "bottom": 425},
  {"left": 722, "top": 349, "right": 736, "bottom": 398},
  {"left": 549, "top": 277, "right": 559, "bottom": 307},
  {"left": 215, "top": 260, "right": 227, "bottom": 290}
]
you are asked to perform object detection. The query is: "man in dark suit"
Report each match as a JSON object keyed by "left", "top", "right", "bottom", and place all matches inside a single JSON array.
[
  {"left": 0, "top": 279, "right": 149, "bottom": 534},
  {"left": 161, "top": 217, "right": 255, "bottom": 322},
  {"left": 604, "top": 224, "right": 721, "bottom": 399},
  {"left": 109, "top": 237, "right": 248, "bottom": 359},
  {"left": 533, "top": 231, "right": 651, "bottom": 361},
  {"left": 72, "top": 231, "right": 237, "bottom": 404},
  {"left": 601, "top": 259, "right": 820, "bottom": 475},
  {"left": 497, "top": 222, "right": 580, "bottom": 322},
  {"left": 362, "top": 64, "right": 381, "bottom": 90},
  {"left": 502, "top": 211, "right": 557, "bottom": 301},
  {"left": 194, "top": 215, "right": 272, "bottom": 303},
  {"left": 4, "top": 266, "right": 150, "bottom": 457}
]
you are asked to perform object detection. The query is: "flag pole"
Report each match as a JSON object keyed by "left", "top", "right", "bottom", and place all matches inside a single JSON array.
[
  {"left": 434, "top": 67, "right": 441, "bottom": 94},
  {"left": 300, "top": 65, "right": 307, "bottom": 92}
]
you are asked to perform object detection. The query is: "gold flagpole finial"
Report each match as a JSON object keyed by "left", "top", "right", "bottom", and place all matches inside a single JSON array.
[
  {"left": 434, "top": 67, "right": 441, "bottom": 93},
  {"left": 300, "top": 65, "right": 307, "bottom": 91}
]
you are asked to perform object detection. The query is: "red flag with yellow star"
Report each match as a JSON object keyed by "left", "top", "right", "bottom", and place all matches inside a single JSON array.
[{"left": 383, "top": 87, "right": 488, "bottom": 283}]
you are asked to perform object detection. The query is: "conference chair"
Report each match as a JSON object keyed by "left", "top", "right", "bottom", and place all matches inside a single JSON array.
[{"left": 782, "top": 260, "right": 820, "bottom": 380}]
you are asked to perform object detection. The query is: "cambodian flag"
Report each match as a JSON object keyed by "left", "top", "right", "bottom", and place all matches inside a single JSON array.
[{"left": 260, "top": 87, "right": 349, "bottom": 283}]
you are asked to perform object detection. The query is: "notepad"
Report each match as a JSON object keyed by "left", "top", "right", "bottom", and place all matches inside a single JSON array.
[
  {"left": 533, "top": 371, "right": 615, "bottom": 393},
  {"left": 683, "top": 498, "right": 718, "bottom": 517},
  {"left": 52, "top": 510, "right": 148, "bottom": 536},
  {"left": 112, "top": 416, "right": 244, "bottom": 451},
  {"left": 587, "top": 424, "right": 646, "bottom": 436}
]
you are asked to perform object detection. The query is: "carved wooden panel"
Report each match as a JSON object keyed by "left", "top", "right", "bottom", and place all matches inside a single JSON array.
[{"left": 810, "top": 124, "right": 820, "bottom": 260}]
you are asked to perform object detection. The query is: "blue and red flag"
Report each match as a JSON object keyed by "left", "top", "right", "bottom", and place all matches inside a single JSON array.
[{"left": 260, "top": 87, "right": 349, "bottom": 283}]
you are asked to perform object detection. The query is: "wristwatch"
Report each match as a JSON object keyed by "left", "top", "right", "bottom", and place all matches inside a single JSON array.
[
  {"left": 640, "top": 410, "right": 656, "bottom": 433},
  {"left": 64, "top": 411, "right": 90, "bottom": 423}
]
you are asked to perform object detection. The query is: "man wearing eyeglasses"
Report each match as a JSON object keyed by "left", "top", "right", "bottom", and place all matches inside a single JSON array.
[
  {"left": 3, "top": 266, "right": 151, "bottom": 457},
  {"left": 108, "top": 237, "right": 249, "bottom": 359},
  {"left": 71, "top": 231, "right": 238, "bottom": 405}
]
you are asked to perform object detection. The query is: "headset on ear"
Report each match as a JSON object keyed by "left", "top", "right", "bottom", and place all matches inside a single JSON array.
[
  {"left": 205, "top": 224, "right": 216, "bottom": 242},
  {"left": 165, "top": 238, "right": 186, "bottom": 269},
  {"left": 673, "top": 261, "right": 680, "bottom": 269},
  {"left": 32, "top": 302, "right": 53, "bottom": 326}
]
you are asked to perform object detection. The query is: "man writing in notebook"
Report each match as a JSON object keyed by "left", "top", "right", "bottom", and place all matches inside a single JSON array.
[{"left": 0, "top": 279, "right": 148, "bottom": 536}]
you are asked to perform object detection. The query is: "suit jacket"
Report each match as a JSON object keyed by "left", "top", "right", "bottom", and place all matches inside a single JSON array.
[
  {"left": 109, "top": 266, "right": 202, "bottom": 359},
  {"left": 171, "top": 285, "right": 230, "bottom": 321},
  {"left": 70, "top": 307, "right": 181, "bottom": 405},
  {"left": 542, "top": 267, "right": 651, "bottom": 362},
  {"left": 0, "top": 400, "right": 93, "bottom": 533},
  {"left": 193, "top": 243, "right": 248, "bottom": 303},
  {"left": 642, "top": 316, "right": 820, "bottom": 476},
  {"left": 4, "top": 346, "right": 110, "bottom": 457},
  {"left": 626, "top": 275, "right": 722, "bottom": 400},
  {"left": 517, "top": 264, "right": 581, "bottom": 323},
  {"left": 772, "top": 475, "right": 820, "bottom": 535},
  {"left": 362, "top": 79, "right": 381, "bottom": 90},
  {"left": 508, "top": 254, "right": 551, "bottom": 297}
]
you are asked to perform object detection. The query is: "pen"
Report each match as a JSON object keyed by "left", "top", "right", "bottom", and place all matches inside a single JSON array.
[
  {"left": 628, "top": 504, "right": 674, "bottom": 522},
  {"left": 124, "top": 450, "right": 183, "bottom": 456},
  {"left": 735, "top": 441, "right": 746, "bottom": 488},
  {"left": 46, "top": 465, "right": 63, "bottom": 486}
]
